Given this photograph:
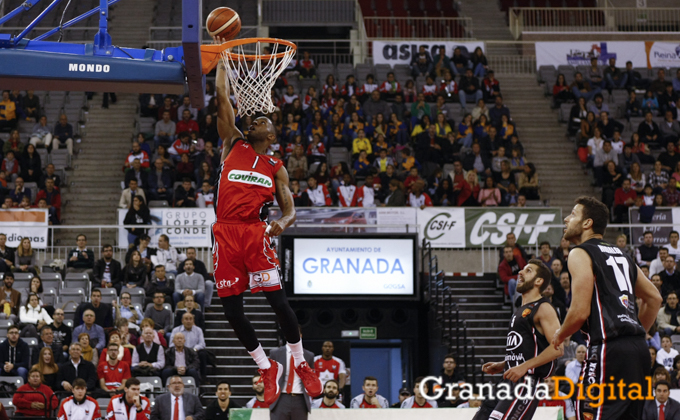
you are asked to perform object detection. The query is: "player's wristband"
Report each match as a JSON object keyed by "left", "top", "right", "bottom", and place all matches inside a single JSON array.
[{"left": 265, "top": 225, "right": 272, "bottom": 235}]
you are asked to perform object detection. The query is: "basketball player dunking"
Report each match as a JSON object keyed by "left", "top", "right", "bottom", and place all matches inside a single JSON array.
[
  {"left": 212, "top": 52, "right": 322, "bottom": 405},
  {"left": 474, "top": 260, "right": 563, "bottom": 420},
  {"left": 553, "top": 197, "right": 662, "bottom": 420}
]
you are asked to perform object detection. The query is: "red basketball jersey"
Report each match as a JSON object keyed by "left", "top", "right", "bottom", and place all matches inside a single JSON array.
[{"left": 216, "top": 139, "right": 284, "bottom": 222}]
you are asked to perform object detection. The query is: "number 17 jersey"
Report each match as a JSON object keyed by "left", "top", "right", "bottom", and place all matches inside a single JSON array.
[
  {"left": 574, "top": 238, "right": 646, "bottom": 345},
  {"left": 215, "top": 139, "right": 284, "bottom": 222}
]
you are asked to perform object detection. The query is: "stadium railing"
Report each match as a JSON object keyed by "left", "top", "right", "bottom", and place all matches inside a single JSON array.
[
  {"left": 422, "top": 239, "right": 478, "bottom": 385},
  {"left": 509, "top": 7, "right": 680, "bottom": 39}
]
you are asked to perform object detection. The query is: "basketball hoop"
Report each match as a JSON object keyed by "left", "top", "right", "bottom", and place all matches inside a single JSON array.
[{"left": 201, "top": 37, "right": 296, "bottom": 117}]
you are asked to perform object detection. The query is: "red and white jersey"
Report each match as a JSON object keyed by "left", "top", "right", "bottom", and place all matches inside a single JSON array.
[
  {"left": 268, "top": 143, "right": 282, "bottom": 154},
  {"left": 307, "top": 142, "right": 326, "bottom": 157},
  {"left": 299, "top": 58, "right": 315, "bottom": 69},
  {"left": 283, "top": 93, "right": 299, "bottom": 104},
  {"left": 216, "top": 139, "right": 284, "bottom": 222},
  {"left": 323, "top": 83, "right": 339, "bottom": 95},
  {"left": 356, "top": 185, "right": 375, "bottom": 207},
  {"left": 197, "top": 190, "right": 215, "bottom": 207},
  {"left": 313, "top": 355, "right": 347, "bottom": 386},
  {"left": 321, "top": 97, "right": 337, "bottom": 113},
  {"left": 400, "top": 396, "right": 438, "bottom": 408},
  {"left": 246, "top": 397, "right": 269, "bottom": 408},
  {"left": 422, "top": 84, "right": 437, "bottom": 96},
  {"left": 305, "top": 185, "right": 332, "bottom": 207},
  {"left": 439, "top": 80, "right": 458, "bottom": 94},
  {"left": 302, "top": 94, "right": 314, "bottom": 110},
  {"left": 349, "top": 394, "right": 389, "bottom": 408},
  {"left": 312, "top": 399, "right": 345, "bottom": 409},
  {"left": 359, "top": 83, "right": 378, "bottom": 96},
  {"left": 338, "top": 184, "right": 357, "bottom": 207},
  {"left": 97, "top": 360, "right": 131, "bottom": 390},
  {"left": 57, "top": 395, "right": 100, "bottom": 420},
  {"left": 408, "top": 192, "right": 433, "bottom": 208},
  {"left": 106, "top": 394, "right": 151, "bottom": 420},
  {"left": 169, "top": 139, "right": 190, "bottom": 156},
  {"left": 379, "top": 81, "right": 402, "bottom": 93},
  {"left": 125, "top": 150, "right": 150, "bottom": 168}
]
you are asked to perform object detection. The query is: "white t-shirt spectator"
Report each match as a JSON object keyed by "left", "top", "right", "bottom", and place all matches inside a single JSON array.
[
  {"left": 667, "top": 243, "right": 680, "bottom": 262},
  {"left": 657, "top": 347, "right": 679, "bottom": 371},
  {"left": 587, "top": 137, "right": 603, "bottom": 157}
]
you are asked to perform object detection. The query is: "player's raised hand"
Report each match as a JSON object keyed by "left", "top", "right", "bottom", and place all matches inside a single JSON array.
[
  {"left": 266, "top": 220, "right": 285, "bottom": 237},
  {"left": 212, "top": 35, "right": 228, "bottom": 45}
]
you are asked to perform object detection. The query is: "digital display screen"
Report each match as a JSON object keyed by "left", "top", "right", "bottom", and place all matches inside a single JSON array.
[{"left": 291, "top": 237, "right": 415, "bottom": 296}]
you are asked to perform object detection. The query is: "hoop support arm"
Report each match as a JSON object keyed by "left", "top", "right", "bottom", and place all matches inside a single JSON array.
[
  {"left": 0, "top": 0, "right": 44, "bottom": 27},
  {"left": 14, "top": 0, "right": 63, "bottom": 45},
  {"left": 34, "top": 0, "right": 122, "bottom": 42}
]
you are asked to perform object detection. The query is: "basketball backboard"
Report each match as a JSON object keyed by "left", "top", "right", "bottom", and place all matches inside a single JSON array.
[{"left": 0, "top": 0, "right": 205, "bottom": 107}]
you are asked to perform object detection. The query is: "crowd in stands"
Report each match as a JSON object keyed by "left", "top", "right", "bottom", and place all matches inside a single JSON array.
[
  {"left": 133, "top": 46, "right": 540, "bottom": 213},
  {"left": 0, "top": 229, "right": 219, "bottom": 414},
  {"left": 0, "top": 90, "right": 67, "bottom": 222},
  {"left": 555, "top": 60, "right": 680, "bottom": 222}
]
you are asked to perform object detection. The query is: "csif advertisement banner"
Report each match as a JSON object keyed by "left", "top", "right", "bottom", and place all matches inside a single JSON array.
[
  {"left": 0, "top": 209, "right": 49, "bottom": 249},
  {"left": 269, "top": 207, "right": 562, "bottom": 249},
  {"left": 117, "top": 208, "right": 215, "bottom": 248},
  {"left": 419, "top": 207, "right": 563, "bottom": 248},
  {"left": 372, "top": 40, "right": 485, "bottom": 67}
]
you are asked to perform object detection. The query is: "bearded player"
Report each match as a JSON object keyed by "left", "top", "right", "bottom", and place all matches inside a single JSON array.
[
  {"left": 474, "top": 260, "right": 563, "bottom": 420},
  {"left": 212, "top": 57, "right": 322, "bottom": 406},
  {"left": 553, "top": 197, "right": 662, "bottom": 420}
]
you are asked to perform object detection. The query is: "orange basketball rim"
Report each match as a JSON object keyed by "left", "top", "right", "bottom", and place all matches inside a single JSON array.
[{"left": 200, "top": 37, "right": 297, "bottom": 75}]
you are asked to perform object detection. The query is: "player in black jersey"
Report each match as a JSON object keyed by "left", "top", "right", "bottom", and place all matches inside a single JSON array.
[
  {"left": 474, "top": 259, "right": 563, "bottom": 420},
  {"left": 553, "top": 196, "right": 662, "bottom": 420}
]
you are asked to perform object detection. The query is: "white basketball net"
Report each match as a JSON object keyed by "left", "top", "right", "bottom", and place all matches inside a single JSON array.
[{"left": 220, "top": 40, "right": 296, "bottom": 117}]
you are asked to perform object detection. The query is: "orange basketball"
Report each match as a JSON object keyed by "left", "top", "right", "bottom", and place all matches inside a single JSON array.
[{"left": 206, "top": 7, "right": 241, "bottom": 41}]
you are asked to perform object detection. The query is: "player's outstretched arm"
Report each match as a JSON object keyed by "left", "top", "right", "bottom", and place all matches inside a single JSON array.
[
  {"left": 215, "top": 43, "right": 243, "bottom": 162},
  {"left": 635, "top": 265, "right": 663, "bottom": 332},
  {"left": 504, "top": 302, "right": 563, "bottom": 382},
  {"left": 553, "top": 248, "right": 593, "bottom": 349},
  {"left": 267, "top": 166, "right": 296, "bottom": 237}
]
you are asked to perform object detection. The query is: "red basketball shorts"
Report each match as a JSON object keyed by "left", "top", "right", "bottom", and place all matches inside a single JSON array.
[{"left": 211, "top": 221, "right": 282, "bottom": 297}]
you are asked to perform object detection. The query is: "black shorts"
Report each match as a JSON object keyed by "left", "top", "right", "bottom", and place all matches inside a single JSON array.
[
  {"left": 577, "top": 336, "right": 650, "bottom": 420},
  {"left": 473, "top": 377, "right": 540, "bottom": 420}
]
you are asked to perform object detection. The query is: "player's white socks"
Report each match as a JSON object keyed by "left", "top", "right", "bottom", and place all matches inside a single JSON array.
[
  {"left": 288, "top": 340, "right": 305, "bottom": 366},
  {"left": 249, "top": 344, "right": 272, "bottom": 370}
]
